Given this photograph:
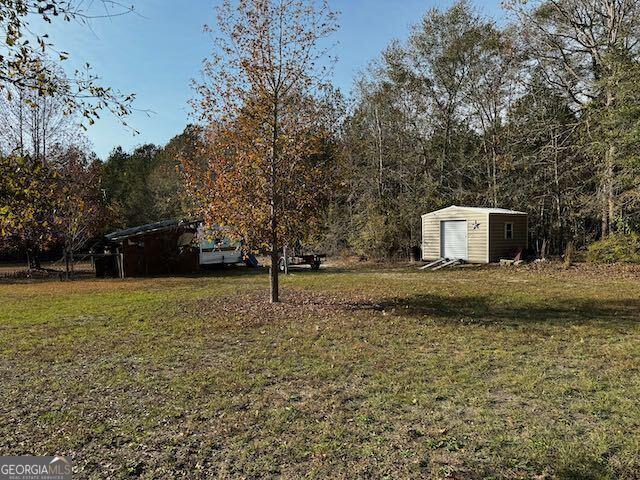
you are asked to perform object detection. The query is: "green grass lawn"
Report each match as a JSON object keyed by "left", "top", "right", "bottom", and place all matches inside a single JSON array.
[{"left": 1, "top": 265, "right": 639, "bottom": 479}]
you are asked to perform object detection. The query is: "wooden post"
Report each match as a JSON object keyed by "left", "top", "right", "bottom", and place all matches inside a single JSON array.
[
  {"left": 283, "top": 245, "right": 289, "bottom": 275},
  {"left": 117, "top": 251, "right": 125, "bottom": 279}
]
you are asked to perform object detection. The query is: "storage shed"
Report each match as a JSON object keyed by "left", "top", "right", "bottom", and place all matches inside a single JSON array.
[
  {"left": 93, "top": 220, "right": 201, "bottom": 278},
  {"left": 421, "top": 206, "right": 528, "bottom": 264}
]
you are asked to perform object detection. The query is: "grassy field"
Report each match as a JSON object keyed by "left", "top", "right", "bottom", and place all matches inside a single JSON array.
[{"left": 1, "top": 264, "right": 639, "bottom": 479}]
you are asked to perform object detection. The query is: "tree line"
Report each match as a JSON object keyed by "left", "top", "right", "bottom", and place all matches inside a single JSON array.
[
  {"left": 332, "top": 0, "right": 640, "bottom": 260},
  {"left": 2, "top": 0, "right": 640, "bottom": 283}
]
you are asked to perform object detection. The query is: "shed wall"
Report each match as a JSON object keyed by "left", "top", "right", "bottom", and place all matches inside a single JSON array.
[
  {"left": 422, "top": 209, "right": 489, "bottom": 263},
  {"left": 120, "top": 228, "right": 199, "bottom": 278},
  {"left": 488, "top": 214, "right": 528, "bottom": 262}
]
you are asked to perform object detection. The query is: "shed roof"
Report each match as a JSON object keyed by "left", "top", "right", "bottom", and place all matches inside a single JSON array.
[
  {"left": 422, "top": 205, "right": 527, "bottom": 217},
  {"left": 106, "top": 219, "right": 200, "bottom": 242}
]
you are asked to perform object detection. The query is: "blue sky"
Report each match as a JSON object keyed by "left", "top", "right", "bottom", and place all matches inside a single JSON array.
[{"left": 39, "top": 0, "right": 505, "bottom": 158}]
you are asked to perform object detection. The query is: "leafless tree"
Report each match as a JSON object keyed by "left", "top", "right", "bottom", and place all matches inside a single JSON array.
[
  {"left": 508, "top": 0, "right": 640, "bottom": 236},
  {"left": 0, "top": 81, "right": 88, "bottom": 160}
]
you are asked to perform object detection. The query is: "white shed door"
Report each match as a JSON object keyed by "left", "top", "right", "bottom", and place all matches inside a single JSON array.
[{"left": 441, "top": 220, "right": 468, "bottom": 260}]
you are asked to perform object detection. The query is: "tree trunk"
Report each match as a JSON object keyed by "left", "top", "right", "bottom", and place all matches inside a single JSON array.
[
  {"left": 602, "top": 89, "right": 616, "bottom": 238},
  {"left": 491, "top": 136, "right": 498, "bottom": 208},
  {"left": 374, "top": 105, "right": 384, "bottom": 200},
  {"left": 18, "top": 89, "right": 24, "bottom": 156},
  {"left": 42, "top": 99, "right": 47, "bottom": 161},
  {"left": 553, "top": 127, "right": 564, "bottom": 251},
  {"left": 441, "top": 109, "right": 452, "bottom": 186},
  {"left": 486, "top": 150, "right": 492, "bottom": 204},
  {"left": 270, "top": 245, "right": 279, "bottom": 303},
  {"left": 601, "top": 145, "right": 614, "bottom": 239},
  {"left": 607, "top": 144, "right": 615, "bottom": 234},
  {"left": 64, "top": 250, "right": 70, "bottom": 280},
  {"left": 28, "top": 249, "right": 41, "bottom": 270},
  {"left": 270, "top": 90, "right": 280, "bottom": 303},
  {"left": 601, "top": 188, "right": 609, "bottom": 239}
]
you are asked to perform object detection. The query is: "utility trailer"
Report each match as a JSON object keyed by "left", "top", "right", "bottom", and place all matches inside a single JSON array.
[{"left": 279, "top": 252, "right": 326, "bottom": 272}]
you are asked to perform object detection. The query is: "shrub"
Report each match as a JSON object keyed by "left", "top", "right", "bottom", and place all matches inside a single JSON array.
[
  {"left": 349, "top": 211, "right": 392, "bottom": 260},
  {"left": 586, "top": 232, "right": 640, "bottom": 263}
]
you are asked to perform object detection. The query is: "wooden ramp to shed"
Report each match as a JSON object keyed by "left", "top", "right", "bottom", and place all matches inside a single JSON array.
[
  {"left": 419, "top": 258, "right": 462, "bottom": 271},
  {"left": 432, "top": 259, "right": 461, "bottom": 271},
  {"left": 419, "top": 258, "right": 445, "bottom": 270}
]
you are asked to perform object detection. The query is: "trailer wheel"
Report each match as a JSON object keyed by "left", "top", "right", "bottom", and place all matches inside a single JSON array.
[{"left": 310, "top": 260, "right": 321, "bottom": 271}]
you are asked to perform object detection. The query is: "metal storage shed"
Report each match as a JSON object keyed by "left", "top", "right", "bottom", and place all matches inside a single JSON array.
[{"left": 421, "top": 206, "right": 528, "bottom": 264}]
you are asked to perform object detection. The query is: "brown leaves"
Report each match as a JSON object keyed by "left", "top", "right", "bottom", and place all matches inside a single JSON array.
[
  {"left": 183, "top": 104, "right": 338, "bottom": 253},
  {"left": 187, "top": 0, "right": 341, "bottom": 255},
  {"left": 0, "top": 156, "right": 61, "bottom": 251},
  {"left": 188, "top": 287, "right": 371, "bottom": 328},
  {"left": 0, "top": 149, "right": 104, "bottom": 256}
]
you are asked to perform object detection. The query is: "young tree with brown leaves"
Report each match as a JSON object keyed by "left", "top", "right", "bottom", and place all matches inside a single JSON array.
[
  {"left": 189, "top": 0, "right": 339, "bottom": 303},
  {"left": 54, "top": 146, "right": 105, "bottom": 278}
]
